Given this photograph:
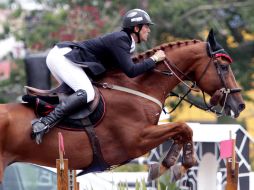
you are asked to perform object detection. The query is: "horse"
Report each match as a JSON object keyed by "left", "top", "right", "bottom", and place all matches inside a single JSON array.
[{"left": 0, "top": 29, "right": 245, "bottom": 182}]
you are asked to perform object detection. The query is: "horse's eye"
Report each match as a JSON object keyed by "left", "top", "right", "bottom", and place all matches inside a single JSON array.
[{"left": 220, "top": 64, "right": 229, "bottom": 71}]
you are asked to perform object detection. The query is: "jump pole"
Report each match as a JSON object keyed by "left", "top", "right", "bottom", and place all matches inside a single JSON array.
[
  {"left": 57, "top": 132, "right": 80, "bottom": 190},
  {"left": 57, "top": 132, "right": 69, "bottom": 190},
  {"left": 225, "top": 131, "right": 239, "bottom": 190}
]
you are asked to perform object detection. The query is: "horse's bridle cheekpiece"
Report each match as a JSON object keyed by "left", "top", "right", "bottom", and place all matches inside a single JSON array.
[{"left": 204, "top": 42, "right": 241, "bottom": 116}]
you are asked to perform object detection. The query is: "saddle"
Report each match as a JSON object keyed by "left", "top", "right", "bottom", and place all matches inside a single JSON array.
[
  {"left": 22, "top": 83, "right": 109, "bottom": 176},
  {"left": 23, "top": 83, "right": 105, "bottom": 130}
]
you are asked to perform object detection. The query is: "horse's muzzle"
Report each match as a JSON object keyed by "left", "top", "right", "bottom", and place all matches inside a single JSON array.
[
  {"left": 210, "top": 88, "right": 245, "bottom": 118},
  {"left": 225, "top": 95, "right": 245, "bottom": 118}
]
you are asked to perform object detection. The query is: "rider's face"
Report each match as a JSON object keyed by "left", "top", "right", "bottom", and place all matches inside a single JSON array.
[
  {"left": 139, "top": 24, "right": 150, "bottom": 42},
  {"left": 133, "top": 24, "right": 150, "bottom": 42}
]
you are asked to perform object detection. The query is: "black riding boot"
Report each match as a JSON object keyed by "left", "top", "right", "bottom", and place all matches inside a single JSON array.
[{"left": 32, "top": 89, "right": 88, "bottom": 144}]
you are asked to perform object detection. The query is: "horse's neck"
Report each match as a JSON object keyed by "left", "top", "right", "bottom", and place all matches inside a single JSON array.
[
  {"left": 101, "top": 41, "right": 207, "bottom": 104},
  {"left": 163, "top": 41, "right": 207, "bottom": 83}
]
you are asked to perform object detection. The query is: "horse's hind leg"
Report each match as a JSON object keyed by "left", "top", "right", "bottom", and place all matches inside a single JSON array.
[
  {"left": 0, "top": 114, "right": 8, "bottom": 183},
  {"left": 0, "top": 158, "right": 4, "bottom": 183}
]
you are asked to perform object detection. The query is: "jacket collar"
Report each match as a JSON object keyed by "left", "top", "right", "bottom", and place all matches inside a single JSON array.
[{"left": 130, "top": 35, "right": 136, "bottom": 53}]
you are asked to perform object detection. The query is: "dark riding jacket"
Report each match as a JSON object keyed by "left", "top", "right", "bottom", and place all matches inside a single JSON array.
[{"left": 56, "top": 31, "right": 156, "bottom": 77}]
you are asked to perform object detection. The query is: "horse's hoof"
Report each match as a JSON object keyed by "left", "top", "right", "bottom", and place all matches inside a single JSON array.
[
  {"left": 147, "top": 163, "right": 160, "bottom": 181},
  {"left": 170, "top": 164, "right": 186, "bottom": 182},
  {"left": 182, "top": 142, "right": 197, "bottom": 168}
]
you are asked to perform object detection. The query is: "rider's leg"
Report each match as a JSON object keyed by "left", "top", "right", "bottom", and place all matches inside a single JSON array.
[
  {"left": 46, "top": 46, "right": 95, "bottom": 102},
  {"left": 32, "top": 46, "right": 95, "bottom": 144}
]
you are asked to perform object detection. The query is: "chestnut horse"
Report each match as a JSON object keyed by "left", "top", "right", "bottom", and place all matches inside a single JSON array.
[{"left": 0, "top": 30, "right": 245, "bottom": 182}]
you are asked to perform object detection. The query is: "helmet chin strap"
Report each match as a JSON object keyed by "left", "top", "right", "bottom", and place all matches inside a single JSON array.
[{"left": 134, "top": 25, "right": 142, "bottom": 44}]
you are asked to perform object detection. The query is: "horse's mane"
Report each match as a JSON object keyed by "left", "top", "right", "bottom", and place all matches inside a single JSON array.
[{"left": 132, "top": 39, "right": 202, "bottom": 62}]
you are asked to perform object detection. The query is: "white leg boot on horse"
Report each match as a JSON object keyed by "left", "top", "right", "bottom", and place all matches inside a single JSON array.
[
  {"left": 182, "top": 140, "right": 197, "bottom": 168},
  {"left": 31, "top": 89, "right": 88, "bottom": 144},
  {"left": 162, "top": 135, "right": 184, "bottom": 168}
]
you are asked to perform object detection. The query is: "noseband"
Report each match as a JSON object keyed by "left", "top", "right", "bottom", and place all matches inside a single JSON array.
[{"left": 163, "top": 43, "right": 241, "bottom": 116}]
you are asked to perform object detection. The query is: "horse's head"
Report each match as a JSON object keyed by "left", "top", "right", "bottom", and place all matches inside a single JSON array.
[
  {"left": 132, "top": 29, "right": 244, "bottom": 118},
  {"left": 191, "top": 29, "right": 245, "bottom": 118}
]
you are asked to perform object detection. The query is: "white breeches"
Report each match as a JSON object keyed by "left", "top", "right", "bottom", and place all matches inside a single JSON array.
[{"left": 46, "top": 46, "right": 95, "bottom": 102}]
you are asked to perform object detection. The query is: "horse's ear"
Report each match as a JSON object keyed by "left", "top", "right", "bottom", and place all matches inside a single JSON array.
[
  {"left": 206, "top": 29, "right": 216, "bottom": 48},
  {"left": 206, "top": 28, "right": 223, "bottom": 54}
]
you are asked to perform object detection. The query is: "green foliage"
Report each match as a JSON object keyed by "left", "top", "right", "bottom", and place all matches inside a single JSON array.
[
  {"left": 11, "top": 5, "right": 22, "bottom": 18},
  {"left": 158, "top": 172, "right": 181, "bottom": 190},
  {"left": 21, "top": 9, "right": 67, "bottom": 48},
  {"left": 118, "top": 181, "right": 129, "bottom": 190},
  {"left": 0, "top": 59, "right": 26, "bottom": 102},
  {"left": 2, "top": 0, "right": 254, "bottom": 102},
  {"left": 0, "top": 23, "right": 10, "bottom": 39},
  {"left": 113, "top": 163, "right": 147, "bottom": 172}
]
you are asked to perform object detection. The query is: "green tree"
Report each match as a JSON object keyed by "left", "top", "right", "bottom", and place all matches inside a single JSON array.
[{"left": 2, "top": 0, "right": 254, "bottom": 102}]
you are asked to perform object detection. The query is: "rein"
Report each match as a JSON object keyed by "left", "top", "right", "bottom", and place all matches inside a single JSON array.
[{"left": 163, "top": 59, "right": 199, "bottom": 92}]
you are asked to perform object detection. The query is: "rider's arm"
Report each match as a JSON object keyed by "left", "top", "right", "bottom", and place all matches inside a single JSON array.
[{"left": 110, "top": 36, "right": 156, "bottom": 78}]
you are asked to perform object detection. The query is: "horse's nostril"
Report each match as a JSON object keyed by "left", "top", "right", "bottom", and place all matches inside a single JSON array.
[{"left": 238, "top": 104, "right": 245, "bottom": 112}]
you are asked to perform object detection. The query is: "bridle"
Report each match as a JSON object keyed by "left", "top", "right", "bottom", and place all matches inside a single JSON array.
[{"left": 159, "top": 42, "right": 241, "bottom": 116}]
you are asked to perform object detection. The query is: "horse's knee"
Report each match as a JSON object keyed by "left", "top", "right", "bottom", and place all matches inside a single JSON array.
[
  {"left": 185, "top": 124, "right": 193, "bottom": 138},
  {"left": 176, "top": 122, "right": 193, "bottom": 140}
]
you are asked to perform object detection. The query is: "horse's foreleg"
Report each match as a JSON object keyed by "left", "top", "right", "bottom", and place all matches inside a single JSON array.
[
  {"left": 148, "top": 163, "right": 187, "bottom": 182},
  {"left": 148, "top": 135, "right": 184, "bottom": 181},
  {"left": 139, "top": 122, "right": 192, "bottom": 154},
  {"left": 182, "top": 140, "right": 196, "bottom": 168},
  {"left": 148, "top": 140, "right": 197, "bottom": 181},
  {"left": 140, "top": 122, "right": 194, "bottom": 181},
  {"left": 162, "top": 135, "right": 183, "bottom": 168},
  {"left": 163, "top": 134, "right": 197, "bottom": 170}
]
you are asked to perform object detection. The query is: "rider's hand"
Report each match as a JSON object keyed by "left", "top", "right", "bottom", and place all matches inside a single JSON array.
[{"left": 150, "top": 50, "right": 166, "bottom": 63}]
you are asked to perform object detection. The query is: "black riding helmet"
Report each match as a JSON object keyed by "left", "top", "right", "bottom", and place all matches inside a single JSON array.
[{"left": 122, "top": 9, "right": 154, "bottom": 43}]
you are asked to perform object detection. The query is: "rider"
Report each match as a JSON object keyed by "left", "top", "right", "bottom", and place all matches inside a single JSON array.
[{"left": 32, "top": 8, "right": 166, "bottom": 144}]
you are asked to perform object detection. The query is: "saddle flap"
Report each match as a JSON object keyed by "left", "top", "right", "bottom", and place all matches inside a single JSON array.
[{"left": 69, "top": 87, "right": 101, "bottom": 119}]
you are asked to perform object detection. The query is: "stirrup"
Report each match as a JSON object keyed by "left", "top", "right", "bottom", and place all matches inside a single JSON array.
[
  {"left": 32, "top": 119, "right": 49, "bottom": 134},
  {"left": 31, "top": 119, "right": 49, "bottom": 144}
]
